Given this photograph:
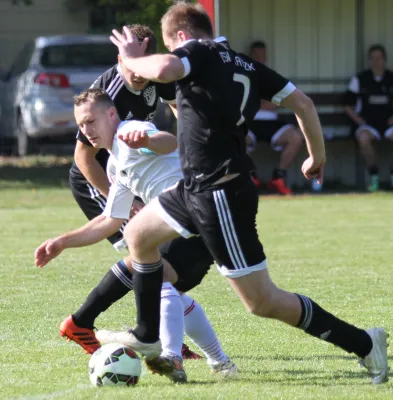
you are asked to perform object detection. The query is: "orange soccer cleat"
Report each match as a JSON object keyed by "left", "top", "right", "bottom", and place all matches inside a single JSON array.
[
  {"left": 181, "top": 343, "right": 203, "bottom": 360},
  {"left": 59, "top": 315, "right": 101, "bottom": 355},
  {"left": 267, "top": 178, "right": 292, "bottom": 195}
]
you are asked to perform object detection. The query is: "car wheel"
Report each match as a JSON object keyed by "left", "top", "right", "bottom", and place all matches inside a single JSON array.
[{"left": 16, "top": 116, "right": 36, "bottom": 157}]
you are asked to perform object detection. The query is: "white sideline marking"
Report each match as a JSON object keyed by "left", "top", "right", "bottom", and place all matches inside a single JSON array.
[{"left": 11, "top": 384, "right": 91, "bottom": 400}]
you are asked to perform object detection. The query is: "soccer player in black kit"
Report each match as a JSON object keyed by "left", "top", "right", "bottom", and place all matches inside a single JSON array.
[{"left": 107, "top": 2, "right": 389, "bottom": 384}]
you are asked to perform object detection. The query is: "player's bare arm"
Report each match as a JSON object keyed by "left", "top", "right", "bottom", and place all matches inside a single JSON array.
[
  {"left": 110, "top": 27, "right": 184, "bottom": 83},
  {"left": 280, "top": 89, "right": 326, "bottom": 182},
  {"left": 118, "top": 129, "right": 177, "bottom": 154},
  {"left": 74, "top": 141, "right": 111, "bottom": 197},
  {"left": 35, "top": 215, "right": 125, "bottom": 267}
]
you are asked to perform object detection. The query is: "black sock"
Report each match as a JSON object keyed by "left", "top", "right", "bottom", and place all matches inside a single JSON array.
[
  {"left": 131, "top": 260, "right": 163, "bottom": 344},
  {"left": 368, "top": 165, "right": 378, "bottom": 176},
  {"left": 273, "top": 168, "right": 286, "bottom": 179},
  {"left": 73, "top": 260, "right": 133, "bottom": 329},
  {"left": 296, "top": 294, "right": 372, "bottom": 358}
]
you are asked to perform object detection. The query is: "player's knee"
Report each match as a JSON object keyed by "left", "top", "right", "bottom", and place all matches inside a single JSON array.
[
  {"left": 244, "top": 292, "right": 277, "bottom": 318},
  {"left": 293, "top": 130, "right": 304, "bottom": 146},
  {"left": 357, "top": 131, "right": 373, "bottom": 146},
  {"left": 287, "top": 129, "right": 303, "bottom": 148},
  {"left": 123, "top": 222, "right": 146, "bottom": 253}
]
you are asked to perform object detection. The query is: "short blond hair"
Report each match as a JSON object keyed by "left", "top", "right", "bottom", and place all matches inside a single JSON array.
[
  {"left": 74, "top": 88, "right": 114, "bottom": 108},
  {"left": 161, "top": 1, "right": 213, "bottom": 40}
]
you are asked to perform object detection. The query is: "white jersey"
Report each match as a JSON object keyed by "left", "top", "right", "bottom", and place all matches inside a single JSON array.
[{"left": 103, "top": 120, "right": 182, "bottom": 220}]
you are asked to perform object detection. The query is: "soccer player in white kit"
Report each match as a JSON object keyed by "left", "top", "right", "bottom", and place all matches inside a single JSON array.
[{"left": 35, "top": 88, "right": 237, "bottom": 383}]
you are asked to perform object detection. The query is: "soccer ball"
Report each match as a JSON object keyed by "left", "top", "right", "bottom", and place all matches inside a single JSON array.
[{"left": 88, "top": 343, "right": 141, "bottom": 387}]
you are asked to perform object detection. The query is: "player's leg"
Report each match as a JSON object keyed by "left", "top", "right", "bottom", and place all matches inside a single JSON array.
[
  {"left": 272, "top": 124, "right": 304, "bottom": 170},
  {"left": 60, "top": 258, "right": 135, "bottom": 354},
  {"left": 383, "top": 126, "right": 393, "bottom": 188},
  {"left": 159, "top": 282, "right": 184, "bottom": 360},
  {"left": 100, "top": 182, "right": 195, "bottom": 381},
  {"left": 121, "top": 181, "right": 194, "bottom": 352},
  {"left": 161, "top": 236, "right": 237, "bottom": 376},
  {"left": 268, "top": 123, "right": 302, "bottom": 194},
  {"left": 180, "top": 293, "right": 237, "bottom": 377},
  {"left": 60, "top": 178, "right": 126, "bottom": 353},
  {"left": 61, "top": 248, "right": 197, "bottom": 361},
  {"left": 60, "top": 256, "right": 181, "bottom": 352},
  {"left": 355, "top": 126, "right": 380, "bottom": 191},
  {"left": 198, "top": 175, "right": 388, "bottom": 384},
  {"left": 228, "top": 269, "right": 388, "bottom": 383}
]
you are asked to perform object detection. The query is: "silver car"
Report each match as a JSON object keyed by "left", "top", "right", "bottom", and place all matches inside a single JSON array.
[{"left": 0, "top": 35, "right": 118, "bottom": 156}]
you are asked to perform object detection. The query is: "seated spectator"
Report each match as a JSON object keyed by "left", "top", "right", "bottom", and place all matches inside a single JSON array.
[
  {"left": 248, "top": 41, "right": 304, "bottom": 195},
  {"left": 344, "top": 44, "right": 393, "bottom": 192}
]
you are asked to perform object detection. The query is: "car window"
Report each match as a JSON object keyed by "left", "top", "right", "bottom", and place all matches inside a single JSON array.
[
  {"left": 9, "top": 41, "right": 35, "bottom": 77},
  {"left": 40, "top": 43, "right": 118, "bottom": 68}
]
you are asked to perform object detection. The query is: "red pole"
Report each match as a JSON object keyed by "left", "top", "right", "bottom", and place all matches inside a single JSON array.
[{"left": 198, "top": 0, "right": 215, "bottom": 28}]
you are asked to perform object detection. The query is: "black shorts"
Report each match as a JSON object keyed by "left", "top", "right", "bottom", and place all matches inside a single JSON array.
[
  {"left": 249, "top": 120, "right": 294, "bottom": 150},
  {"left": 154, "top": 175, "right": 267, "bottom": 278},
  {"left": 70, "top": 176, "right": 212, "bottom": 291},
  {"left": 159, "top": 236, "right": 213, "bottom": 293},
  {"left": 353, "top": 124, "right": 393, "bottom": 140},
  {"left": 69, "top": 176, "right": 125, "bottom": 247}
]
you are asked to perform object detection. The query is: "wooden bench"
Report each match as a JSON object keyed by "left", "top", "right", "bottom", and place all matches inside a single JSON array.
[
  {"left": 280, "top": 91, "right": 351, "bottom": 135},
  {"left": 250, "top": 91, "right": 367, "bottom": 189}
]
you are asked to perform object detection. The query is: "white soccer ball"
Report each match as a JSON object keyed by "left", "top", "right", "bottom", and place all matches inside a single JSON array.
[{"left": 88, "top": 343, "right": 141, "bottom": 387}]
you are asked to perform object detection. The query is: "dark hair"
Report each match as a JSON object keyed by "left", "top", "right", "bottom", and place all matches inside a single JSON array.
[
  {"left": 368, "top": 44, "right": 387, "bottom": 60},
  {"left": 74, "top": 88, "right": 114, "bottom": 108},
  {"left": 250, "top": 40, "right": 266, "bottom": 51},
  {"left": 161, "top": 1, "right": 213, "bottom": 40},
  {"left": 123, "top": 24, "right": 157, "bottom": 55}
]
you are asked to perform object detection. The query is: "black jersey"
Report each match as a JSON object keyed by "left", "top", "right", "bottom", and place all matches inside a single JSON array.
[
  {"left": 69, "top": 64, "right": 176, "bottom": 180},
  {"left": 345, "top": 69, "right": 393, "bottom": 125},
  {"left": 171, "top": 37, "right": 294, "bottom": 192}
]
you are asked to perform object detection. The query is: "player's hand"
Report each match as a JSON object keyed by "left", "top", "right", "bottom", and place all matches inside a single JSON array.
[
  {"left": 110, "top": 26, "right": 148, "bottom": 60},
  {"left": 130, "top": 199, "right": 145, "bottom": 218},
  {"left": 34, "top": 238, "right": 64, "bottom": 268},
  {"left": 118, "top": 130, "right": 150, "bottom": 149},
  {"left": 301, "top": 156, "right": 325, "bottom": 184}
]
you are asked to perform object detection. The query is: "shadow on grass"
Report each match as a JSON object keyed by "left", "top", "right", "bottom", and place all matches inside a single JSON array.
[
  {"left": 233, "top": 354, "right": 393, "bottom": 362},
  {"left": 186, "top": 371, "right": 377, "bottom": 387},
  {"left": 227, "top": 353, "right": 393, "bottom": 385},
  {"left": 0, "top": 156, "right": 72, "bottom": 188},
  {"left": 232, "top": 354, "right": 357, "bottom": 362}
]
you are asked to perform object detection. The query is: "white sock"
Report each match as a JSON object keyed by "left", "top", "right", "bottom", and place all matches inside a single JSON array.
[
  {"left": 181, "top": 293, "right": 228, "bottom": 364},
  {"left": 160, "top": 283, "right": 184, "bottom": 358}
]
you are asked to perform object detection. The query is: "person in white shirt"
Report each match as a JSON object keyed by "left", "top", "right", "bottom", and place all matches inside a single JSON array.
[{"left": 34, "top": 88, "right": 237, "bottom": 383}]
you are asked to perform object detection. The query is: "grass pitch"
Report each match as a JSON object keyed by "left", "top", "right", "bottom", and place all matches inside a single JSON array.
[{"left": 0, "top": 168, "right": 392, "bottom": 399}]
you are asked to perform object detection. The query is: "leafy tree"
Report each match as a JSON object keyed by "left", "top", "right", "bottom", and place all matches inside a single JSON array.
[
  {"left": 11, "top": 0, "right": 196, "bottom": 50},
  {"left": 67, "top": 0, "right": 175, "bottom": 50},
  {"left": 104, "top": 0, "right": 174, "bottom": 50}
]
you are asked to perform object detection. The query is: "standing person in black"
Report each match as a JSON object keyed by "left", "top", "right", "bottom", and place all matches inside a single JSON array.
[
  {"left": 106, "top": 2, "right": 389, "bottom": 385},
  {"left": 344, "top": 44, "right": 393, "bottom": 192}
]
